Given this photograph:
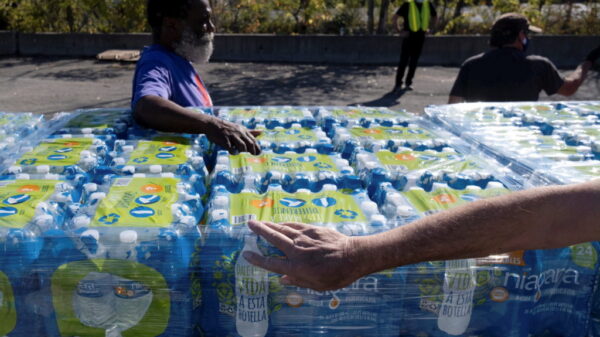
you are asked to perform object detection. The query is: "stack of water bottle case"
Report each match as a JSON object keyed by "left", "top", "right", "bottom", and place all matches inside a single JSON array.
[{"left": 0, "top": 103, "right": 599, "bottom": 337}]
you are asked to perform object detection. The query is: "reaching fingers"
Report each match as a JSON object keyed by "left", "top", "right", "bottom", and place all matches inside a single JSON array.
[
  {"left": 250, "top": 130, "right": 263, "bottom": 137},
  {"left": 243, "top": 251, "right": 291, "bottom": 275},
  {"left": 247, "top": 220, "right": 296, "bottom": 252},
  {"left": 240, "top": 130, "right": 261, "bottom": 155}
]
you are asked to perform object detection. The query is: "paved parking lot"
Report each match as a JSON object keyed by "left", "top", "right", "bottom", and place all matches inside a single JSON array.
[{"left": 0, "top": 57, "right": 598, "bottom": 114}]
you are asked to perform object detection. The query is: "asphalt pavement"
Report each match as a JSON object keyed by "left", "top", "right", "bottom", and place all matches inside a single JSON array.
[{"left": 0, "top": 57, "right": 598, "bottom": 114}]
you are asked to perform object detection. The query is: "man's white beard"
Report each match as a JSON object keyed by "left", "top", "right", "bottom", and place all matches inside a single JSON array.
[{"left": 174, "top": 27, "right": 214, "bottom": 64}]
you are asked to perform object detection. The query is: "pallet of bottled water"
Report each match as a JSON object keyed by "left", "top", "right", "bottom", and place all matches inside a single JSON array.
[
  {"left": 426, "top": 101, "right": 600, "bottom": 184},
  {"left": 1, "top": 105, "right": 600, "bottom": 337}
]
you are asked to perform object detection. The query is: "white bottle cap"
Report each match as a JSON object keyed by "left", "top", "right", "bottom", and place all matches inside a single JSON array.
[
  {"left": 486, "top": 181, "right": 504, "bottom": 189},
  {"left": 81, "top": 229, "right": 100, "bottom": 241},
  {"left": 305, "top": 148, "right": 318, "bottom": 154},
  {"left": 74, "top": 215, "right": 91, "bottom": 227},
  {"left": 36, "top": 165, "right": 50, "bottom": 174},
  {"left": 84, "top": 183, "right": 98, "bottom": 193},
  {"left": 213, "top": 196, "right": 229, "bottom": 208},
  {"left": 361, "top": 201, "right": 379, "bottom": 215},
  {"left": 16, "top": 173, "right": 30, "bottom": 180},
  {"left": 211, "top": 209, "right": 229, "bottom": 221},
  {"left": 149, "top": 165, "right": 162, "bottom": 173},
  {"left": 322, "top": 184, "right": 337, "bottom": 191},
  {"left": 113, "top": 157, "right": 126, "bottom": 165},
  {"left": 297, "top": 188, "right": 311, "bottom": 194},
  {"left": 90, "top": 192, "right": 106, "bottom": 202},
  {"left": 396, "top": 205, "right": 415, "bottom": 216},
  {"left": 120, "top": 230, "right": 138, "bottom": 244}
]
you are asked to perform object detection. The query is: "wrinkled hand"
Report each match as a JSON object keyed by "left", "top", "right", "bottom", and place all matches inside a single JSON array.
[
  {"left": 586, "top": 45, "right": 600, "bottom": 63},
  {"left": 205, "top": 117, "right": 261, "bottom": 155},
  {"left": 244, "top": 220, "right": 365, "bottom": 291}
]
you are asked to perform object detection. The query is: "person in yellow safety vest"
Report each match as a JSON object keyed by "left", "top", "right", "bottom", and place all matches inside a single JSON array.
[{"left": 391, "top": 0, "right": 437, "bottom": 93}]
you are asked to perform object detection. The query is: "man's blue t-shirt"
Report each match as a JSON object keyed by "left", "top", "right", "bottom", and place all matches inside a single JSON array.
[{"left": 131, "top": 44, "right": 213, "bottom": 110}]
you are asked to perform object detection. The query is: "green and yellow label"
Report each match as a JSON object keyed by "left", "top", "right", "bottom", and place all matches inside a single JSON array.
[
  {"left": 570, "top": 243, "right": 598, "bottom": 270},
  {"left": 403, "top": 186, "right": 510, "bottom": 214},
  {"left": 230, "top": 190, "right": 366, "bottom": 225},
  {"left": 0, "top": 271, "right": 16, "bottom": 336},
  {"left": 90, "top": 177, "right": 179, "bottom": 227},
  {"left": 17, "top": 138, "right": 94, "bottom": 167},
  {"left": 66, "top": 110, "right": 126, "bottom": 129},
  {"left": 51, "top": 259, "right": 169, "bottom": 337},
  {"left": 0, "top": 180, "right": 59, "bottom": 228},
  {"left": 228, "top": 108, "right": 306, "bottom": 119},
  {"left": 376, "top": 150, "right": 479, "bottom": 172},
  {"left": 349, "top": 126, "right": 432, "bottom": 140},
  {"left": 126, "top": 137, "right": 190, "bottom": 166},
  {"left": 257, "top": 127, "right": 317, "bottom": 143},
  {"left": 331, "top": 108, "right": 409, "bottom": 120},
  {"left": 229, "top": 153, "right": 337, "bottom": 174}
]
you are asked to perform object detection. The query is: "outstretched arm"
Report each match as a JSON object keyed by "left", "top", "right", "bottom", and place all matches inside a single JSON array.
[
  {"left": 134, "top": 95, "right": 261, "bottom": 155},
  {"left": 245, "top": 180, "right": 600, "bottom": 291},
  {"left": 557, "top": 61, "right": 592, "bottom": 96}
]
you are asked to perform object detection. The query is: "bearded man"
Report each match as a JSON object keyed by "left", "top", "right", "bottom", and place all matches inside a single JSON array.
[{"left": 131, "top": 0, "right": 260, "bottom": 155}]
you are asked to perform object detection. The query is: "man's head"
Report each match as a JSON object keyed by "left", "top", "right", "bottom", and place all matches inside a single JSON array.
[
  {"left": 147, "top": 0, "right": 215, "bottom": 63},
  {"left": 489, "top": 13, "right": 542, "bottom": 49}
]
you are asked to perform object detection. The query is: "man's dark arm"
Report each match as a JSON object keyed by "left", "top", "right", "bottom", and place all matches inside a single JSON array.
[{"left": 134, "top": 95, "right": 261, "bottom": 155}]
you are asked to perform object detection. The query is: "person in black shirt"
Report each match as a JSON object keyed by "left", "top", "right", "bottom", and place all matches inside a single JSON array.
[
  {"left": 449, "top": 13, "right": 596, "bottom": 103},
  {"left": 392, "top": 0, "right": 437, "bottom": 92}
]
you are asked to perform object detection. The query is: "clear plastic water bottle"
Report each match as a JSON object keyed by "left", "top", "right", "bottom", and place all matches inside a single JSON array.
[
  {"left": 73, "top": 272, "right": 116, "bottom": 329},
  {"left": 235, "top": 235, "right": 269, "bottom": 337},
  {"left": 437, "top": 259, "right": 476, "bottom": 335}
]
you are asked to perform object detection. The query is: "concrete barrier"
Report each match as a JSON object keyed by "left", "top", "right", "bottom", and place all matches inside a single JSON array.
[
  {"left": 18, "top": 33, "right": 151, "bottom": 57},
  {"left": 0, "top": 31, "right": 17, "bottom": 55},
  {"left": 4, "top": 32, "right": 599, "bottom": 68}
]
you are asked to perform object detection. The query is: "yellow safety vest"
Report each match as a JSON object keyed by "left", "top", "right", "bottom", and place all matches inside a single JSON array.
[{"left": 407, "top": 0, "right": 431, "bottom": 32}]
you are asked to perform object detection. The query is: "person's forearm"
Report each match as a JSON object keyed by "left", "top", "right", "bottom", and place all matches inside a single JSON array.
[
  {"left": 353, "top": 181, "right": 600, "bottom": 276},
  {"left": 558, "top": 61, "right": 592, "bottom": 96},
  {"left": 448, "top": 95, "right": 464, "bottom": 104},
  {"left": 133, "top": 95, "right": 216, "bottom": 134}
]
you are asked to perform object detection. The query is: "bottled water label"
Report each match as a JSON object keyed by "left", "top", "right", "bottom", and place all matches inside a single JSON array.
[
  {"left": 72, "top": 272, "right": 154, "bottom": 332},
  {"left": 0, "top": 271, "right": 16, "bottom": 336},
  {"left": 88, "top": 177, "right": 184, "bottom": 228},
  {"left": 110, "top": 136, "right": 207, "bottom": 176},
  {"left": 401, "top": 184, "right": 509, "bottom": 215},
  {"left": 235, "top": 236, "right": 269, "bottom": 337},
  {"left": 57, "top": 108, "right": 131, "bottom": 136},
  {"left": 9, "top": 137, "right": 107, "bottom": 174},
  {"left": 0, "top": 179, "right": 65, "bottom": 229},
  {"left": 228, "top": 190, "right": 367, "bottom": 226}
]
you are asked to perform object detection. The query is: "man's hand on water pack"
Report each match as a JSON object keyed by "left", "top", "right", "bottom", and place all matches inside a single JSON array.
[
  {"left": 205, "top": 117, "right": 262, "bottom": 155},
  {"left": 244, "top": 220, "right": 366, "bottom": 291}
]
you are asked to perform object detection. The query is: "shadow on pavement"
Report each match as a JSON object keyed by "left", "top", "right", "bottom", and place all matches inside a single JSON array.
[{"left": 351, "top": 88, "right": 409, "bottom": 107}]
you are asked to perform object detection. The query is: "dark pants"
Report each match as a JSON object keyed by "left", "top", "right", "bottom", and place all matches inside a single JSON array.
[{"left": 395, "top": 31, "right": 426, "bottom": 88}]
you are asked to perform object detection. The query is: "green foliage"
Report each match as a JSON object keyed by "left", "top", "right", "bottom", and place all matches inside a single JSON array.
[
  {"left": 0, "top": 0, "right": 146, "bottom": 33},
  {"left": 1, "top": 0, "right": 599, "bottom": 35}
]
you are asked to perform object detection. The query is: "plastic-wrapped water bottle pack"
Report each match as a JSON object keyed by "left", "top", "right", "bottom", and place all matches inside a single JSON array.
[
  {"left": 199, "top": 183, "right": 401, "bottom": 337},
  {"left": 0, "top": 177, "right": 81, "bottom": 336},
  {"left": 107, "top": 135, "right": 208, "bottom": 177},
  {"left": 41, "top": 174, "right": 205, "bottom": 337},
  {"left": 5, "top": 136, "right": 111, "bottom": 178},
  {"left": 253, "top": 123, "right": 334, "bottom": 154},
  {"left": 315, "top": 106, "right": 414, "bottom": 133},
  {"left": 427, "top": 101, "right": 600, "bottom": 184},
  {"left": 215, "top": 106, "right": 317, "bottom": 129},
  {"left": 53, "top": 108, "right": 132, "bottom": 138},
  {"left": 211, "top": 149, "right": 361, "bottom": 193},
  {"left": 330, "top": 122, "right": 450, "bottom": 160}
]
